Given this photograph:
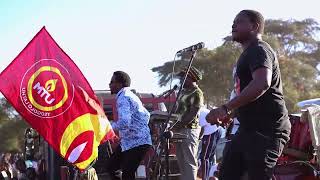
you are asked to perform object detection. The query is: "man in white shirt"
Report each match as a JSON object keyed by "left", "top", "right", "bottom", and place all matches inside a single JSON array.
[{"left": 198, "top": 107, "right": 223, "bottom": 180}]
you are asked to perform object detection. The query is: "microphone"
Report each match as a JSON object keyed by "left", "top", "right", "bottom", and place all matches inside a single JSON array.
[
  {"left": 163, "top": 85, "right": 178, "bottom": 99},
  {"left": 177, "top": 42, "right": 205, "bottom": 54}
]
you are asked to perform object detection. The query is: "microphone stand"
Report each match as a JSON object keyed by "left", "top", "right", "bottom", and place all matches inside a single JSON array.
[{"left": 154, "top": 50, "right": 197, "bottom": 180}]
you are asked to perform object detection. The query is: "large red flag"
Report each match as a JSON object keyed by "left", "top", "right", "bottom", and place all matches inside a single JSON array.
[{"left": 0, "top": 27, "right": 115, "bottom": 171}]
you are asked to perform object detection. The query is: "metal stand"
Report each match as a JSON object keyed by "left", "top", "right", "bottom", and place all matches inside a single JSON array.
[
  {"left": 73, "top": 167, "right": 78, "bottom": 180},
  {"left": 152, "top": 50, "right": 197, "bottom": 180},
  {"left": 71, "top": 158, "right": 97, "bottom": 180}
]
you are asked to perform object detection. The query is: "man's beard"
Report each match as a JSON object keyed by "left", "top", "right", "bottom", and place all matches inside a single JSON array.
[
  {"left": 232, "top": 32, "right": 250, "bottom": 43},
  {"left": 232, "top": 35, "right": 245, "bottom": 43}
]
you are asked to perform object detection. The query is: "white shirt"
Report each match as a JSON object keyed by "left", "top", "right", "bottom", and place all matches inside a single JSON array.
[
  {"left": 230, "top": 90, "right": 240, "bottom": 135},
  {"left": 199, "top": 107, "right": 219, "bottom": 135}
]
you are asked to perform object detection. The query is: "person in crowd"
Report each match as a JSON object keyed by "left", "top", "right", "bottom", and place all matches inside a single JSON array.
[
  {"left": 25, "top": 167, "right": 37, "bottom": 180},
  {"left": 15, "top": 158, "right": 27, "bottom": 180},
  {"left": 198, "top": 107, "right": 223, "bottom": 180}
]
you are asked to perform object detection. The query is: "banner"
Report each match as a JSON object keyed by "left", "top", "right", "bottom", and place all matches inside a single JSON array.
[{"left": 0, "top": 27, "right": 115, "bottom": 171}]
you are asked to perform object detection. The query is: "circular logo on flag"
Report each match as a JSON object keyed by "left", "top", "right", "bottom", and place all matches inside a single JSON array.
[{"left": 20, "top": 59, "right": 74, "bottom": 118}]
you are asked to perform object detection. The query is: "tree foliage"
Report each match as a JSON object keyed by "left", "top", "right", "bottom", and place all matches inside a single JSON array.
[
  {"left": 152, "top": 19, "right": 320, "bottom": 113},
  {"left": 0, "top": 98, "right": 29, "bottom": 152}
]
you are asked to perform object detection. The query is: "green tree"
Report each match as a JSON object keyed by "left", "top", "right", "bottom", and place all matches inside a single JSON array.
[
  {"left": 0, "top": 98, "right": 29, "bottom": 152},
  {"left": 264, "top": 19, "right": 320, "bottom": 111},
  {"left": 152, "top": 42, "right": 241, "bottom": 106},
  {"left": 152, "top": 19, "right": 320, "bottom": 113}
]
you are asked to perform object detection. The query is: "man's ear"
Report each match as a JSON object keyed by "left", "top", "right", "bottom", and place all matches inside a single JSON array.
[{"left": 252, "top": 22, "right": 260, "bottom": 33}]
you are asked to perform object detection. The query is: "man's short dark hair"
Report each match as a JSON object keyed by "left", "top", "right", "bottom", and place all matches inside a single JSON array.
[
  {"left": 240, "top": 10, "right": 265, "bottom": 34},
  {"left": 113, "top": 71, "right": 131, "bottom": 87}
]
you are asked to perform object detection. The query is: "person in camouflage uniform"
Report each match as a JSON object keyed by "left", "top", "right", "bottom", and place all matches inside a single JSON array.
[{"left": 174, "top": 66, "right": 204, "bottom": 180}]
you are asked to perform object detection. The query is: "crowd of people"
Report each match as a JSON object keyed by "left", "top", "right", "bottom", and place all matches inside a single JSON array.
[{"left": 0, "top": 152, "right": 45, "bottom": 180}]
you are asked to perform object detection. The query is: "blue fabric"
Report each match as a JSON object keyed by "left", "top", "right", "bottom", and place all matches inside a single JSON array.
[{"left": 112, "top": 87, "right": 152, "bottom": 151}]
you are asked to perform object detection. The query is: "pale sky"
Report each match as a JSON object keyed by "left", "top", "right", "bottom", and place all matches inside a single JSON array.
[{"left": 1, "top": 0, "right": 319, "bottom": 95}]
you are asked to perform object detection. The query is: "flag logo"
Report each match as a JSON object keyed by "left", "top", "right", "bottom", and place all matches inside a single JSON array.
[
  {"left": 1, "top": 27, "right": 115, "bottom": 171},
  {"left": 20, "top": 59, "right": 74, "bottom": 118}
]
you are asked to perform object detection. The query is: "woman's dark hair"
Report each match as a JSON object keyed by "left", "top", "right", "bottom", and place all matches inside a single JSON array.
[
  {"left": 26, "top": 167, "right": 37, "bottom": 180},
  {"left": 15, "top": 158, "right": 27, "bottom": 173},
  {"left": 240, "top": 10, "right": 265, "bottom": 34},
  {"left": 113, "top": 71, "right": 131, "bottom": 87}
]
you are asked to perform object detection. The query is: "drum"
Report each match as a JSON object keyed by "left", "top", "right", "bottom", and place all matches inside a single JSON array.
[
  {"left": 149, "top": 111, "right": 179, "bottom": 142},
  {"left": 274, "top": 162, "right": 318, "bottom": 180}
]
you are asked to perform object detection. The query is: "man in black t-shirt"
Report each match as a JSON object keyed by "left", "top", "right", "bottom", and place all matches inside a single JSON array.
[{"left": 206, "top": 10, "right": 291, "bottom": 180}]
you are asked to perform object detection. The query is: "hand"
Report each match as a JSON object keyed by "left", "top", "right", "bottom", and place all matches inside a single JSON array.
[
  {"left": 205, "top": 107, "right": 228, "bottom": 125},
  {"left": 221, "top": 117, "right": 233, "bottom": 128},
  {"left": 79, "top": 86, "right": 107, "bottom": 119},
  {"left": 173, "top": 122, "right": 183, "bottom": 129},
  {"left": 172, "top": 115, "right": 184, "bottom": 129},
  {"left": 109, "top": 135, "right": 120, "bottom": 144}
]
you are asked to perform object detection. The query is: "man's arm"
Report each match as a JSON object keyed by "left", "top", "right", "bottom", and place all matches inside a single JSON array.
[
  {"left": 206, "top": 67, "right": 272, "bottom": 125},
  {"left": 225, "top": 67, "right": 272, "bottom": 110},
  {"left": 178, "top": 106, "right": 201, "bottom": 127},
  {"left": 112, "top": 96, "right": 132, "bottom": 131}
]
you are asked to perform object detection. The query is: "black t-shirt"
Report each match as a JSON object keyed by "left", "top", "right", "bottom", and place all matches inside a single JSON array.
[{"left": 235, "top": 39, "right": 291, "bottom": 136}]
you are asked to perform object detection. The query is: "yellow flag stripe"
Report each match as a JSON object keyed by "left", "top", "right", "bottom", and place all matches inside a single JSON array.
[{"left": 60, "top": 113, "right": 112, "bottom": 170}]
